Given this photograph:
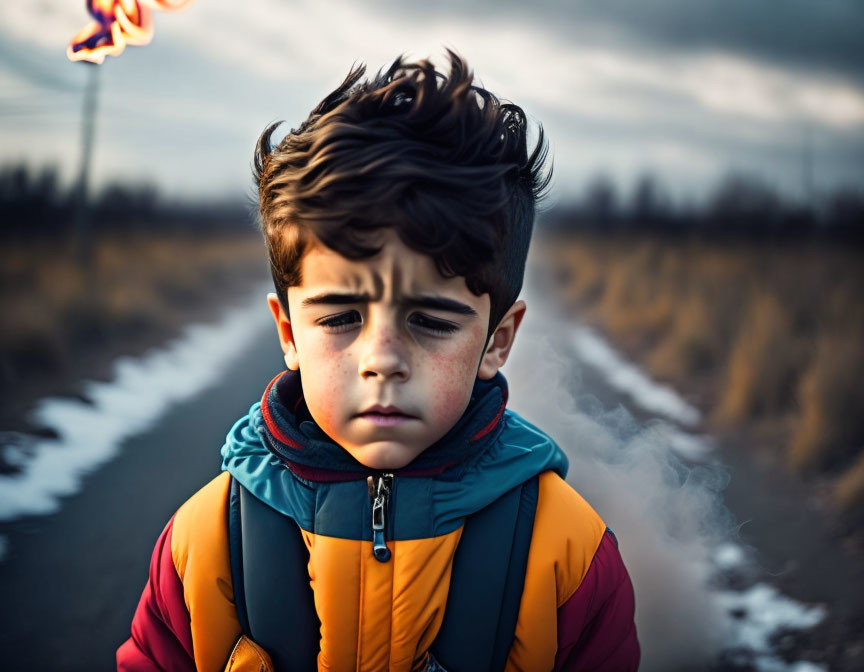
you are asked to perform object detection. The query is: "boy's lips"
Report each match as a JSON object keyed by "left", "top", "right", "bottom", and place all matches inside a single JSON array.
[
  {"left": 355, "top": 404, "right": 418, "bottom": 426},
  {"left": 357, "top": 404, "right": 415, "bottom": 417}
]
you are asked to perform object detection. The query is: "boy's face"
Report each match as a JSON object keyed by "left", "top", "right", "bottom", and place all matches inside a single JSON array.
[{"left": 267, "top": 228, "right": 525, "bottom": 470}]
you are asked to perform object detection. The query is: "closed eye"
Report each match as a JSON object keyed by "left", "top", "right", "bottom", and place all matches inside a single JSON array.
[
  {"left": 317, "top": 310, "right": 361, "bottom": 333},
  {"left": 409, "top": 313, "right": 459, "bottom": 336}
]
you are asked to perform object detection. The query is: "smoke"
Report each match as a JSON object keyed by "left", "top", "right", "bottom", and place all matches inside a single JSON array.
[{"left": 505, "top": 276, "right": 738, "bottom": 671}]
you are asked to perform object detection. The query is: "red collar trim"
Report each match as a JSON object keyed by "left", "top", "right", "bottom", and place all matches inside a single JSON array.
[
  {"left": 470, "top": 388, "right": 508, "bottom": 441},
  {"left": 260, "top": 372, "right": 304, "bottom": 450}
]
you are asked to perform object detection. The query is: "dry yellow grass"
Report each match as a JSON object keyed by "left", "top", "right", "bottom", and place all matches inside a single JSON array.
[
  {"left": 540, "top": 230, "right": 864, "bottom": 511},
  {"left": 789, "top": 325, "right": 864, "bottom": 472},
  {"left": 647, "top": 288, "right": 725, "bottom": 381},
  {"left": 712, "top": 288, "right": 805, "bottom": 427},
  {"left": 0, "top": 232, "right": 268, "bottom": 379}
]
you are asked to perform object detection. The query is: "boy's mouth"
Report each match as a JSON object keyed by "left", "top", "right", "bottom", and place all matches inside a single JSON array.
[
  {"left": 358, "top": 413, "right": 415, "bottom": 427},
  {"left": 356, "top": 404, "right": 418, "bottom": 426}
]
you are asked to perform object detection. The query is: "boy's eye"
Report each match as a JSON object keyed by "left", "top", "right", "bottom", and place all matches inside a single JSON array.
[
  {"left": 318, "top": 310, "right": 361, "bottom": 332},
  {"left": 409, "top": 313, "right": 459, "bottom": 336}
]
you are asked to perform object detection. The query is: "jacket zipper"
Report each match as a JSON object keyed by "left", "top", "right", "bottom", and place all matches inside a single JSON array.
[{"left": 367, "top": 472, "right": 394, "bottom": 562}]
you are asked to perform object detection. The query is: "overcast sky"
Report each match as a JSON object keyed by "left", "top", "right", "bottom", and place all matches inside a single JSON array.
[{"left": 1, "top": 0, "right": 862, "bottom": 206}]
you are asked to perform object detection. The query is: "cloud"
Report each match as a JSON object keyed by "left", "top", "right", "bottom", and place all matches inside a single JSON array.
[
  {"left": 375, "top": 0, "right": 864, "bottom": 87},
  {"left": 0, "top": 0, "right": 862, "bottom": 200}
]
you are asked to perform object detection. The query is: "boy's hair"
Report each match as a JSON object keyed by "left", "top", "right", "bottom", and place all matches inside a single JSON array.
[{"left": 253, "top": 48, "right": 552, "bottom": 339}]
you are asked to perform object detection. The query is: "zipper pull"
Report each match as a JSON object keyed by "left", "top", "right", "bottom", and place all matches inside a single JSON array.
[{"left": 368, "top": 473, "right": 393, "bottom": 562}]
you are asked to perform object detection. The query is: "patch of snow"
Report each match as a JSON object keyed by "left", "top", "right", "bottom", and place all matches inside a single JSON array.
[
  {"left": 718, "top": 582, "right": 827, "bottom": 672},
  {"left": 786, "top": 663, "right": 828, "bottom": 672},
  {"left": 746, "top": 658, "right": 828, "bottom": 672},
  {"left": 569, "top": 325, "right": 702, "bottom": 426}
]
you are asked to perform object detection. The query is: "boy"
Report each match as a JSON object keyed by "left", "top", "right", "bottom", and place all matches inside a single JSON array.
[{"left": 117, "top": 50, "right": 639, "bottom": 671}]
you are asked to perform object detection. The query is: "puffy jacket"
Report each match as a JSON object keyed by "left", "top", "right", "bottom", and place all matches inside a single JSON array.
[{"left": 117, "top": 370, "right": 639, "bottom": 671}]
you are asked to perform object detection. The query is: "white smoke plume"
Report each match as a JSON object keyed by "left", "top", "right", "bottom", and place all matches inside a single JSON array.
[{"left": 506, "top": 267, "right": 738, "bottom": 671}]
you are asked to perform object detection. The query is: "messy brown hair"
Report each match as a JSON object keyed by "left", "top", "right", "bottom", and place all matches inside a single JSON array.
[{"left": 253, "top": 48, "right": 552, "bottom": 339}]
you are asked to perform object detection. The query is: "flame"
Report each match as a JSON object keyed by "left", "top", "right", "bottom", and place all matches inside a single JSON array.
[{"left": 68, "top": 0, "right": 193, "bottom": 64}]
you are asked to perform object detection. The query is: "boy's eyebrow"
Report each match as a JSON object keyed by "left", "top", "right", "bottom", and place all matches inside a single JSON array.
[{"left": 301, "top": 292, "right": 478, "bottom": 316}]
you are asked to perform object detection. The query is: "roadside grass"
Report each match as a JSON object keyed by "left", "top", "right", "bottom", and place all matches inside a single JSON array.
[
  {"left": 538, "top": 231, "right": 864, "bottom": 514},
  {"left": 1, "top": 231, "right": 268, "bottom": 398}
]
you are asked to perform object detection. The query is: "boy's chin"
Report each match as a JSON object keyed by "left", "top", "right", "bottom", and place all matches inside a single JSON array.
[{"left": 345, "top": 441, "right": 424, "bottom": 471}]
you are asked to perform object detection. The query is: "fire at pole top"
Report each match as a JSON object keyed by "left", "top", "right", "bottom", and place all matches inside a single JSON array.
[{"left": 68, "top": 0, "right": 194, "bottom": 64}]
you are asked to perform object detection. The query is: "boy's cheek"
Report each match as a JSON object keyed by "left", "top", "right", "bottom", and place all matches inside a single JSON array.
[
  {"left": 296, "top": 344, "right": 348, "bottom": 432},
  {"left": 428, "top": 386, "right": 470, "bottom": 428},
  {"left": 423, "top": 349, "right": 480, "bottom": 423},
  {"left": 298, "top": 338, "right": 348, "bottom": 378}
]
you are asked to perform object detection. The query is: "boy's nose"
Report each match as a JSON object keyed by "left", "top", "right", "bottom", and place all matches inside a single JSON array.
[{"left": 358, "top": 321, "right": 410, "bottom": 382}]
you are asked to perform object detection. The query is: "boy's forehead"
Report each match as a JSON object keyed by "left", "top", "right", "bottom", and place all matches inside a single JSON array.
[{"left": 296, "top": 231, "right": 476, "bottom": 300}]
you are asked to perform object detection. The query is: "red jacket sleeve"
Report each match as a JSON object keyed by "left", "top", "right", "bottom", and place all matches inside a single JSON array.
[
  {"left": 554, "top": 530, "right": 640, "bottom": 671},
  {"left": 116, "top": 516, "right": 197, "bottom": 671}
]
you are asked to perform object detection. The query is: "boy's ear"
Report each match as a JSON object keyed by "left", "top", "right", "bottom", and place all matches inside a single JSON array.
[
  {"left": 477, "top": 300, "right": 527, "bottom": 380},
  {"left": 267, "top": 292, "right": 300, "bottom": 371}
]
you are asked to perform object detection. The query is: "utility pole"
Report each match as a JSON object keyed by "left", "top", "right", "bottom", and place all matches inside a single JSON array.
[
  {"left": 802, "top": 121, "right": 815, "bottom": 216},
  {"left": 73, "top": 61, "right": 100, "bottom": 267}
]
